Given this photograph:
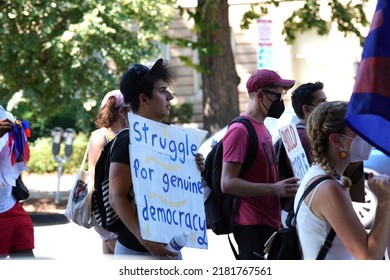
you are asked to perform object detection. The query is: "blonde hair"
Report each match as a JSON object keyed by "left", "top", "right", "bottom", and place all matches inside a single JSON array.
[{"left": 306, "top": 101, "right": 351, "bottom": 189}]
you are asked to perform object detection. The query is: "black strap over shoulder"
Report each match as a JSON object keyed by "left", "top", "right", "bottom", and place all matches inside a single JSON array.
[
  {"left": 225, "top": 116, "right": 258, "bottom": 260},
  {"left": 316, "top": 229, "right": 336, "bottom": 260},
  {"left": 294, "top": 175, "right": 332, "bottom": 220},
  {"left": 291, "top": 175, "right": 336, "bottom": 260},
  {"left": 228, "top": 116, "right": 258, "bottom": 175}
]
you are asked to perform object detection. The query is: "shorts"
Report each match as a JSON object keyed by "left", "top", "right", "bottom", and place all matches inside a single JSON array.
[
  {"left": 0, "top": 202, "right": 34, "bottom": 256},
  {"left": 114, "top": 240, "right": 152, "bottom": 258},
  {"left": 93, "top": 223, "right": 117, "bottom": 242}
]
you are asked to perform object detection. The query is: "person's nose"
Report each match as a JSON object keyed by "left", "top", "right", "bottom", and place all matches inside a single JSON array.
[{"left": 167, "top": 91, "right": 174, "bottom": 101}]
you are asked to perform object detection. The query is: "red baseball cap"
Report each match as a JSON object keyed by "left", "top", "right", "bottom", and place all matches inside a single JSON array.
[{"left": 246, "top": 69, "right": 295, "bottom": 93}]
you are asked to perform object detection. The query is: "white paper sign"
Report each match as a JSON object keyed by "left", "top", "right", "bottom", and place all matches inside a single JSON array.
[
  {"left": 257, "top": 19, "right": 272, "bottom": 46},
  {"left": 128, "top": 113, "right": 208, "bottom": 249},
  {"left": 279, "top": 124, "right": 310, "bottom": 180}
]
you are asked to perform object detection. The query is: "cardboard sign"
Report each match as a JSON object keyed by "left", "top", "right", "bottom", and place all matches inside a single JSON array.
[
  {"left": 279, "top": 124, "right": 310, "bottom": 180},
  {"left": 128, "top": 113, "right": 208, "bottom": 249}
]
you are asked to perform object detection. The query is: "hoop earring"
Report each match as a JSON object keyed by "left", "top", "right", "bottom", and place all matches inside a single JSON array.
[{"left": 339, "top": 151, "right": 348, "bottom": 159}]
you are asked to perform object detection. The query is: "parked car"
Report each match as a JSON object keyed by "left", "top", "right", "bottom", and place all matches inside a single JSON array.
[
  {"left": 355, "top": 147, "right": 390, "bottom": 228},
  {"left": 199, "top": 108, "right": 390, "bottom": 229}
]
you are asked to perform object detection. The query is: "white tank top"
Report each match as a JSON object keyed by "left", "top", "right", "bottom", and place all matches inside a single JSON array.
[{"left": 294, "top": 165, "right": 354, "bottom": 260}]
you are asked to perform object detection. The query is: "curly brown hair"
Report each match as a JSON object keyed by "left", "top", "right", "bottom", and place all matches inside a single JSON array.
[
  {"left": 94, "top": 96, "right": 120, "bottom": 129},
  {"left": 306, "top": 101, "right": 351, "bottom": 189}
]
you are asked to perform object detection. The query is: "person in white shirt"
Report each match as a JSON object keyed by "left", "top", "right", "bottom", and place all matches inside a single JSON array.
[
  {"left": 0, "top": 106, "right": 34, "bottom": 259},
  {"left": 295, "top": 101, "right": 390, "bottom": 260}
]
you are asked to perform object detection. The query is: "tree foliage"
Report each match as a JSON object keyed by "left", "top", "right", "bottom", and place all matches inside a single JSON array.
[
  {"left": 168, "top": 0, "right": 241, "bottom": 134},
  {"left": 170, "top": 0, "right": 370, "bottom": 132},
  {"left": 0, "top": 0, "right": 175, "bottom": 139},
  {"left": 241, "top": 0, "right": 370, "bottom": 45},
  {"left": 0, "top": 0, "right": 372, "bottom": 140}
]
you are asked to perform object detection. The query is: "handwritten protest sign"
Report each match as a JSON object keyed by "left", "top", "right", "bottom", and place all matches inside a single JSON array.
[
  {"left": 279, "top": 124, "right": 310, "bottom": 180},
  {"left": 128, "top": 113, "right": 208, "bottom": 249}
]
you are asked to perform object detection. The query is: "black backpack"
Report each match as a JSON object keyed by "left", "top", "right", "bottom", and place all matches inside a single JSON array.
[
  {"left": 203, "top": 116, "right": 258, "bottom": 236},
  {"left": 91, "top": 128, "right": 132, "bottom": 232},
  {"left": 265, "top": 176, "right": 335, "bottom": 260}
]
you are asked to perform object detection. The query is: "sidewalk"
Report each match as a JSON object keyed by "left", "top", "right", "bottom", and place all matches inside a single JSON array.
[
  {"left": 20, "top": 173, "right": 102, "bottom": 259},
  {"left": 21, "top": 173, "right": 237, "bottom": 260},
  {"left": 23, "top": 172, "right": 74, "bottom": 202}
]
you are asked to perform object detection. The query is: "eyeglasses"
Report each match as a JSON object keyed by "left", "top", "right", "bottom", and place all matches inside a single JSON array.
[{"left": 261, "top": 89, "right": 284, "bottom": 101}]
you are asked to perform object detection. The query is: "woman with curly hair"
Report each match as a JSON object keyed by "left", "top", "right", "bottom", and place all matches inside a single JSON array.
[
  {"left": 88, "top": 90, "right": 129, "bottom": 254},
  {"left": 294, "top": 101, "right": 390, "bottom": 259}
]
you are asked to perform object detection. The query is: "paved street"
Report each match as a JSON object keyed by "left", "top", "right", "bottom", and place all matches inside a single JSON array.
[{"left": 22, "top": 173, "right": 237, "bottom": 261}]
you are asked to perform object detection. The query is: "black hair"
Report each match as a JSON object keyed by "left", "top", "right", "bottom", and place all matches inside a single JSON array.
[
  {"left": 291, "top": 81, "right": 324, "bottom": 119},
  {"left": 120, "top": 59, "right": 176, "bottom": 112}
]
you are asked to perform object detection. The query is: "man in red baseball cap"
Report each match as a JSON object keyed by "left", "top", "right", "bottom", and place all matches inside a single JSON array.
[
  {"left": 221, "top": 69, "right": 299, "bottom": 259},
  {"left": 246, "top": 69, "right": 295, "bottom": 92}
]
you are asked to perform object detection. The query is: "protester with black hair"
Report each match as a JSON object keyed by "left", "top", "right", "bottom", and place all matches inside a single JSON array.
[
  {"left": 276, "top": 82, "right": 327, "bottom": 223},
  {"left": 291, "top": 82, "right": 327, "bottom": 165},
  {"left": 109, "top": 59, "right": 205, "bottom": 258}
]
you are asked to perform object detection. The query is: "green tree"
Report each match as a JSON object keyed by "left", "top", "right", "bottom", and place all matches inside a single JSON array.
[
  {"left": 241, "top": 0, "right": 370, "bottom": 45},
  {"left": 0, "top": 0, "right": 176, "bottom": 138},
  {"left": 168, "top": 0, "right": 241, "bottom": 134},
  {"left": 175, "top": 0, "right": 370, "bottom": 133}
]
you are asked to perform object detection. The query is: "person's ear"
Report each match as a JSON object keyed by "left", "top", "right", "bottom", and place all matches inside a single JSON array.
[
  {"left": 139, "top": 93, "right": 148, "bottom": 105},
  {"left": 303, "top": 104, "right": 314, "bottom": 115},
  {"left": 329, "top": 133, "right": 343, "bottom": 148},
  {"left": 118, "top": 107, "right": 126, "bottom": 117},
  {"left": 256, "top": 90, "right": 263, "bottom": 101},
  {"left": 303, "top": 104, "right": 309, "bottom": 114}
]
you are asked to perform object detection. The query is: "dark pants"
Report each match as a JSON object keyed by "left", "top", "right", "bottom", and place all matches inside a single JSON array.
[{"left": 233, "top": 224, "right": 277, "bottom": 260}]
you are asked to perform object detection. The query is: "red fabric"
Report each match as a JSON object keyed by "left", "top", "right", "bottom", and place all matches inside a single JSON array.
[
  {"left": 223, "top": 116, "right": 281, "bottom": 229},
  {"left": 0, "top": 203, "right": 34, "bottom": 255}
]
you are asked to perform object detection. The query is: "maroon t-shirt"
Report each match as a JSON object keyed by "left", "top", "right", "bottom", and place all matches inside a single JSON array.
[{"left": 223, "top": 116, "right": 281, "bottom": 229}]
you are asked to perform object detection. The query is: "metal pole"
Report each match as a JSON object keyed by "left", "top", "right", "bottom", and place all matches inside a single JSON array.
[{"left": 55, "top": 157, "right": 63, "bottom": 204}]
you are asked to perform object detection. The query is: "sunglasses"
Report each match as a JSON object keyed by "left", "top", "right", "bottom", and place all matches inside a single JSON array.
[
  {"left": 120, "top": 103, "right": 131, "bottom": 112},
  {"left": 261, "top": 89, "right": 284, "bottom": 101}
]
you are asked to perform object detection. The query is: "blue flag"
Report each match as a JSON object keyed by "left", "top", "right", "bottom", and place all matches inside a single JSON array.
[{"left": 346, "top": 0, "right": 390, "bottom": 157}]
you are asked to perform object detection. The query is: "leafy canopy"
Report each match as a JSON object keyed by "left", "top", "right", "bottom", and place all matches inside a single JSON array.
[
  {"left": 241, "top": 0, "right": 370, "bottom": 45},
  {"left": 0, "top": 0, "right": 175, "bottom": 138}
]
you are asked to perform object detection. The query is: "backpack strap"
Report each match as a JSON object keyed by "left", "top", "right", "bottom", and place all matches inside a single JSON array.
[
  {"left": 296, "top": 122, "right": 306, "bottom": 130},
  {"left": 292, "top": 175, "right": 336, "bottom": 260},
  {"left": 229, "top": 116, "right": 258, "bottom": 175},
  {"left": 287, "top": 176, "right": 331, "bottom": 228},
  {"left": 228, "top": 235, "right": 240, "bottom": 260},
  {"left": 294, "top": 175, "right": 332, "bottom": 220},
  {"left": 316, "top": 229, "right": 336, "bottom": 260},
  {"left": 109, "top": 128, "right": 130, "bottom": 157}
]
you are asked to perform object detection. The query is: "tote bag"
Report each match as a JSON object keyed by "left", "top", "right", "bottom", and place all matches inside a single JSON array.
[{"left": 64, "top": 145, "right": 95, "bottom": 228}]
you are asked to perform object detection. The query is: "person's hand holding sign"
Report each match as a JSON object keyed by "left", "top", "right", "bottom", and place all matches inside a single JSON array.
[
  {"left": 195, "top": 153, "right": 205, "bottom": 172},
  {"left": 140, "top": 239, "right": 178, "bottom": 259}
]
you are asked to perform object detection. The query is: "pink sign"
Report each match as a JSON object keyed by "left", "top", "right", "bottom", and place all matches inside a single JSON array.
[{"left": 257, "top": 19, "right": 272, "bottom": 46}]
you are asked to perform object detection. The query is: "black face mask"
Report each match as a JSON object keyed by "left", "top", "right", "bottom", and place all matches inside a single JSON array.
[{"left": 265, "top": 95, "right": 285, "bottom": 119}]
